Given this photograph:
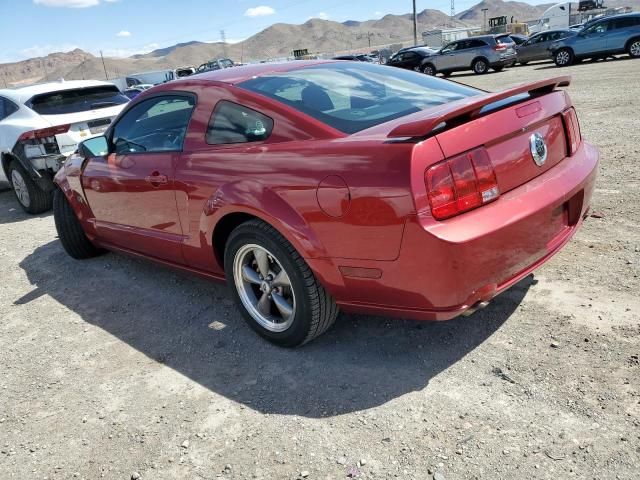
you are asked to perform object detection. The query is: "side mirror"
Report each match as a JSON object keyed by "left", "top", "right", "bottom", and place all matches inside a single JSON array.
[{"left": 79, "top": 135, "right": 109, "bottom": 158}]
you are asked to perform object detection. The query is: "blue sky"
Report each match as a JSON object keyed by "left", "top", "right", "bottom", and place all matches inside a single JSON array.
[{"left": 0, "top": 0, "right": 548, "bottom": 63}]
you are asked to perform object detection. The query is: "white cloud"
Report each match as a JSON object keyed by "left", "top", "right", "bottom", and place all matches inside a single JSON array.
[
  {"left": 374, "top": 11, "right": 383, "bottom": 16},
  {"left": 317, "top": 12, "right": 330, "bottom": 20},
  {"left": 33, "top": 0, "right": 100, "bottom": 7},
  {"left": 116, "top": 30, "right": 131, "bottom": 37},
  {"left": 244, "top": 5, "right": 275, "bottom": 17}
]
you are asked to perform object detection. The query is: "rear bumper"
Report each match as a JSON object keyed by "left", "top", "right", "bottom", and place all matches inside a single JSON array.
[
  {"left": 309, "top": 141, "right": 598, "bottom": 320},
  {"left": 492, "top": 55, "right": 518, "bottom": 67}
]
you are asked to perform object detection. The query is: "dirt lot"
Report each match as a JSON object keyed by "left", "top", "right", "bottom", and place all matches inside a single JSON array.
[{"left": 1, "top": 57, "right": 639, "bottom": 480}]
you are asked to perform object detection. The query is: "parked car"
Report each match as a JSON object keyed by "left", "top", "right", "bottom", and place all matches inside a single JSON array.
[
  {"left": 419, "top": 35, "right": 517, "bottom": 75},
  {"left": 385, "top": 47, "right": 438, "bottom": 71},
  {"left": 549, "top": 13, "right": 640, "bottom": 66},
  {"left": 196, "top": 58, "right": 235, "bottom": 73},
  {"left": 332, "top": 54, "right": 376, "bottom": 62},
  {"left": 517, "top": 29, "right": 576, "bottom": 64},
  {"left": 0, "top": 80, "right": 128, "bottom": 213},
  {"left": 53, "top": 61, "right": 597, "bottom": 347}
]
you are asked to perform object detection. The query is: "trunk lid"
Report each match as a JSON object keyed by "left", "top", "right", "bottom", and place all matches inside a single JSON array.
[
  {"left": 41, "top": 105, "right": 125, "bottom": 156},
  {"left": 386, "top": 76, "right": 573, "bottom": 195}
]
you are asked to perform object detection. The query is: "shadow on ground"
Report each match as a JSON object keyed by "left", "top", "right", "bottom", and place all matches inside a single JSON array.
[
  {"left": 0, "top": 189, "right": 51, "bottom": 224},
  {"left": 18, "top": 239, "right": 532, "bottom": 418}
]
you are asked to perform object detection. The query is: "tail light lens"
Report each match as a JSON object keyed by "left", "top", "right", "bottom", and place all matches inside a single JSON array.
[
  {"left": 16, "top": 124, "right": 70, "bottom": 159},
  {"left": 561, "top": 108, "right": 581, "bottom": 156},
  {"left": 17, "top": 124, "right": 70, "bottom": 141},
  {"left": 425, "top": 148, "right": 500, "bottom": 220},
  {"left": 494, "top": 44, "right": 507, "bottom": 51}
]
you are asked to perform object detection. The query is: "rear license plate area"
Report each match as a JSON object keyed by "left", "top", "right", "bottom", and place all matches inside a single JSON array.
[{"left": 88, "top": 118, "right": 111, "bottom": 134}]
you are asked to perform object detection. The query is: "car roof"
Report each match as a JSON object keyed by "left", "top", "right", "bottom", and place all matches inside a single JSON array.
[
  {"left": 188, "top": 60, "right": 336, "bottom": 85},
  {"left": 0, "top": 79, "right": 117, "bottom": 104}
]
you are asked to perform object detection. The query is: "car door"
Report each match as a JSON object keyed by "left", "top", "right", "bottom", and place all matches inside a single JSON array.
[
  {"left": 606, "top": 16, "right": 640, "bottom": 52},
  {"left": 451, "top": 40, "right": 476, "bottom": 69},
  {"left": 402, "top": 52, "right": 421, "bottom": 70},
  {"left": 175, "top": 99, "right": 275, "bottom": 273},
  {"left": 576, "top": 20, "right": 610, "bottom": 55},
  {"left": 525, "top": 33, "right": 549, "bottom": 61},
  {"left": 81, "top": 93, "right": 196, "bottom": 263},
  {"left": 437, "top": 42, "right": 459, "bottom": 70}
]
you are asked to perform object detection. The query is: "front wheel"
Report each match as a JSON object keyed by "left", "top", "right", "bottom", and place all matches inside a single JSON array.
[
  {"left": 53, "top": 188, "right": 103, "bottom": 259},
  {"left": 224, "top": 220, "right": 338, "bottom": 347},
  {"left": 422, "top": 63, "right": 436, "bottom": 76},
  {"left": 628, "top": 39, "right": 640, "bottom": 58},
  {"left": 8, "top": 160, "right": 52, "bottom": 214},
  {"left": 554, "top": 48, "right": 573, "bottom": 67},
  {"left": 472, "top": 58, "right": 489, "bottom": 74}
]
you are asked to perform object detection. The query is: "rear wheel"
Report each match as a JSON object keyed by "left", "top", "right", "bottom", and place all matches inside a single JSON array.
[
  {"left": 554, "top": 48, "right": 573, "bottom": 66},
  {"left": 53, "top": 188, "right": 103, "bottom": 259},
  {"left": 422, "top": 63, "right": 436, "bottom": 76},
  {"left": 472, "top": 58, "right": 489, "bottom": 74},
  {"left": 628, "top": 39, "right": 640, "bottom": 58},
  {"left": 8, "top": 160, "right": 52, "bottom": 214},
  {"left": 224, "top": 220, "right": 338, "bottom": 347}
]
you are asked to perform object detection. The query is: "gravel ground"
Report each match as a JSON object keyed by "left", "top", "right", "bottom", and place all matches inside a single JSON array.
[{"left": 1, "top": 57, "right": 639, "bottom": 480}]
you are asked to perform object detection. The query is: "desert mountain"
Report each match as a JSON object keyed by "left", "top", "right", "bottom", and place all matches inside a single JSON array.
[{"left": 2, "top": 0, "right": 636, "bottom": 86}]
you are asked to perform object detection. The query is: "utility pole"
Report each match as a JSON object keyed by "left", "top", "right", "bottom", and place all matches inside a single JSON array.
[
  {"left": 450, "top": 0, "right": 455, "bottom": 27},
  {"left": 220, "top": 30, "right": 228, "bottom": 57},
  {"left": 42, "top": 58, "right": 49, "bottom": 81},
  {"left": 100, "top": 50, "right": 108, "bottom": 80},
  {"left": 412, "top": 0, "right": 418, "bottom": 46},
  {"left": 482, "top": 8, "right": 489, "bottom": 32}
]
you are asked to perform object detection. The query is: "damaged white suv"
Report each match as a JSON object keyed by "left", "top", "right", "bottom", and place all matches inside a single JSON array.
[{"left": 0, "top": 80, "right": 129, "bottom": 213}]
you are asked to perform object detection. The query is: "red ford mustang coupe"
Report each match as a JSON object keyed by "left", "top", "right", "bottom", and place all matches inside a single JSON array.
[{"left": 53, "top": 61, "right": 598, "bottom": 346}]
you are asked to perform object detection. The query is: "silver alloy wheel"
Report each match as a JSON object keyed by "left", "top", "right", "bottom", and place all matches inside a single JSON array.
[
  {"left": 556, "top": 50, "right": 570, "bottom": 65},
  {"left": 11, "top": 169, "right": 30, "bottom": 208},
  {"left": 474, "top": 61, "right": 487, "bottom": 73},
  {"left": 423, "top": 65, "right": 435, "bottom": 75},
  {"left": 233, "top": 243, "right": 296, "bottom": 333},
  {"left": 630, "top": 41, "right": 640, "bottom": 57}
]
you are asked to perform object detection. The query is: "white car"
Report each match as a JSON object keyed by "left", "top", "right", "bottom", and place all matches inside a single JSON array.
[{"left": 0, "top": 80, "right": 128, "bottom": 213}]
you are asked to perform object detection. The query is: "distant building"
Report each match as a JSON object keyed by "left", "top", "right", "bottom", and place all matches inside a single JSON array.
[{"left": 422, "top": 27, "right": 483, "bottom": 48}]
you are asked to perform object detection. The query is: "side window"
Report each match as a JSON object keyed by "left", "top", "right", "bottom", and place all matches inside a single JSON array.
[
  {"left": 470, "top": 39, "right": 487, "bottom": 48},
  {"left": 206, "top": 101, "right": 273, "bottom": 145},
  {"left": 585, "top": 21, "right": 608, "bottom": 34},
  {"left": 613, "top": 17, "right": 636, "bottom": 29},
  {"left": 441, "top": 42, "right": 457, "bottom": 53},
  {"left": 112, "top": 94, "right": 195, "bottom": 154},
  {"left": 0, "top": 97, "right": 19, "bottom": 122}
]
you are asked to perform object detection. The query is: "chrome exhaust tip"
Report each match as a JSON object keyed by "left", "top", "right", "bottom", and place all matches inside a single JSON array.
[{"left": 462, "top": 301, "right": 490, "bottom": 317}]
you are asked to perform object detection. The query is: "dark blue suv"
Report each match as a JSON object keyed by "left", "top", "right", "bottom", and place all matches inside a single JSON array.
[{"left": 549, "top": 13, "right": 640, "bottom": 66}]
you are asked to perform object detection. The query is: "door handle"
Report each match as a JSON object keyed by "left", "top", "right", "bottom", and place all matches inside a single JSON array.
[{"left": 145, "top": 172, "right": 168, "bottom": 186}]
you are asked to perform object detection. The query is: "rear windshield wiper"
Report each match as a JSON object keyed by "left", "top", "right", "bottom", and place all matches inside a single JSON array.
[{"left": 91, "top": 101, "right": 119, "bottom": 109}]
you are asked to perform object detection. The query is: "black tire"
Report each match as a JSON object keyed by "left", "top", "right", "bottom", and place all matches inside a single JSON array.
[
  {"left": 627, "top": 38, "right": 640, "bottom": 58},
  {"left": 53, "top": 188, "right": 103, "bottom": 259},
  {"left": 472, "top": 58, "right": 489, "bottom": 74},
  {"left": 224, "top": 219, "right": 338, "bottom": 347},
  {"left": 8, "top": 160, "right": 52, "bottom": 214},
  {"left": 422, "top": 63, "right": 436, "bottom": 76},
  {"left": 554, "top": 48, "right": 574, "bottom": 67},
  {"left": 493, "top": 66, "right": 505, "bottom": 72}
]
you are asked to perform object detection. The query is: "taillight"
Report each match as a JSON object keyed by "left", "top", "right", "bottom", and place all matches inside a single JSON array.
[
  {"left": 16, "top": 124, "right": 69, "bottom": 159},
  {"left": 561, "top": 108, "right": 581, "bottom": 156},
  {"left": 17, "top": 124, "right": 70, "bottom": 141},
  {"left": 425, "top": 148, "right": 500, "bottom": 220},
  {"left": 494, "top": 44, "right": 507, "bottom": 51}
]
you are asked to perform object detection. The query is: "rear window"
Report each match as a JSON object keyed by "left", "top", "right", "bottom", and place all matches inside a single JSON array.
[
  {"left": 239, "top": 63, "right": 479, "bottom": 134},
  {"left": 27, "top": 85, "right": 129, "bottom": 115},
  {"left": 496, "top": 35, "right": 514, "bottom": 45}
]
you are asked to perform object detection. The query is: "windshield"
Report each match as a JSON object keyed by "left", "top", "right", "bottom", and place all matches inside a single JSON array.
[
  {"left": 27, "top": 86, "right": 128, "bottom": 115},
  {"left": 239, "top": 63, "right": 479, "bottom": 134}
]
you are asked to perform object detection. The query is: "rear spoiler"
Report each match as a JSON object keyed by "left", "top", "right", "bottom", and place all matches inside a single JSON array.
[{"left": 387, "top": 76, "right": 571, "bottom": 139}]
